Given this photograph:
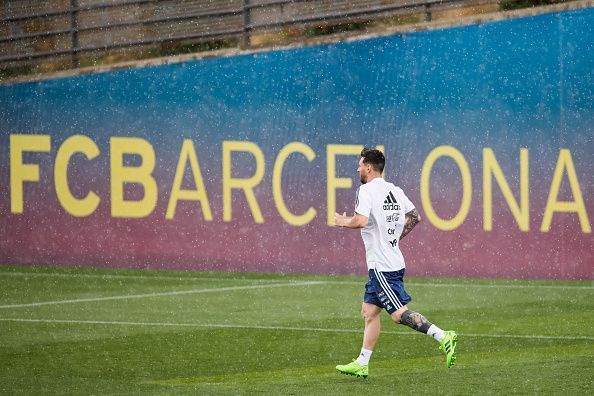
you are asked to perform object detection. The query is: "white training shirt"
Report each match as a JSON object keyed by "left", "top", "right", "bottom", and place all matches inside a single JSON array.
[{"left": 354, "top": 178, "right": 415, "bottom": 272}]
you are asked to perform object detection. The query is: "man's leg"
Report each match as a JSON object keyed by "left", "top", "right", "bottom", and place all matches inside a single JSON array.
[
  {"left": 391, "top": 305, "right": 458, "bottom": 368},
  {"left": 357, "top": 303, "right": 382, "bottom": 366},
  {"left": 336, "top": 303, "right": 381, "bottom": 377},
  {"left": 391, "top": 305, "right": 442, "bottom": 339},
  {"left": 362, "top": 302, "right": 382, "bottom": 351}
]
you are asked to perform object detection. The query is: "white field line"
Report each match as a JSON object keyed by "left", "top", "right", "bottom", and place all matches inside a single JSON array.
[
  {"left": 0, "top": 281, "right": 323, "bottom": 309},
  {"left": 1, "top": 271, "right": 592, "bottom": 290},
  {"left": 0, "top": 271, "right": 285, "bottom": 283},
  {"left": 0, "top": 318, "right": 592, "bottom": 341}
]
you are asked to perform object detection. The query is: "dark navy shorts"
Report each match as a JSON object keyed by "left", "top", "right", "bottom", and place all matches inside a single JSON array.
[{"left": 363, "top": 268, "right": 412, "bottom": 314}]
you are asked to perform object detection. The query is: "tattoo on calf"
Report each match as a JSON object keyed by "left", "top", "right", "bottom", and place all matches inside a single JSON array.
[
  {"left": 400, "top": 310, "right": 432, "bottom": 334},
  {"left": 400, "top": 209, "right": 420, "bottom": 241}
]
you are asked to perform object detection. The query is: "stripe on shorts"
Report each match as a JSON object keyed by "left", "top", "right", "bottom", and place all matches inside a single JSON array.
[
  {"left": 373, "top": 269, "right": 402, "bottom": 309},
  {"left": 377, "top": 270, "right": 403, "bottom": 309}
]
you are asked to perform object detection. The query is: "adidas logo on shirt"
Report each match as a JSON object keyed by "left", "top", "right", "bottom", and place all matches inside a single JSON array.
[{"left": 383, "top": 191, "right": 401, "bottom": 211}]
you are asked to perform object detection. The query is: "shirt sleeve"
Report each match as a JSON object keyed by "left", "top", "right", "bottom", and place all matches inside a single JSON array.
[
  {"left": 400, "top": 188, "right": 416, "bottom": 213},
  {"left": 355, "top": 187, "right": 372, "bottom": 218}
]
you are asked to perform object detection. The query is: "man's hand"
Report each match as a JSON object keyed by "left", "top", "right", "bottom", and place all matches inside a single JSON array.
[
  {"left": 334, "top": 212, "right": 348, "bottom": 227},
  {"left": 334, "top": 212, "right": 369, "bottom": 228}
]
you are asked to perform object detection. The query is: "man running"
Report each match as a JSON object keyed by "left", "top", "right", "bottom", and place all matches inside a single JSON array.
[{"left": 334, "top": 148, "right": 457, "bottom": 378}]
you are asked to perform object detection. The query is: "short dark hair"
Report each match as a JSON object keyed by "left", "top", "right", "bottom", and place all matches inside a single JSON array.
[{"left": 361, "top": 147, "right": 385, "bottom": 173}]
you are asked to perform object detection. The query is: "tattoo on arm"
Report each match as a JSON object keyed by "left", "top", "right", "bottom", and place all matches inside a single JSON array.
[{"left": 399, "top": 208, "right": 420, "bottom": 240}]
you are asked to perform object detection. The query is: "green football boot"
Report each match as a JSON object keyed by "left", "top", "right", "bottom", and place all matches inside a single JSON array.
[
  {"left": 439, "top": 330, "right": 458, "bottom": 368},
  {"left": 336, "top": 359, "right": 368, "bottom": 378}
]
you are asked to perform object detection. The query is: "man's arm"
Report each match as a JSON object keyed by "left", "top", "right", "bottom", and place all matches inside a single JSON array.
[
  {"left": 399, "top": 208, "right": 421, "bottom": 240},
  {"left": 334, "top": 212, "right": 369, "bottom": 229}
]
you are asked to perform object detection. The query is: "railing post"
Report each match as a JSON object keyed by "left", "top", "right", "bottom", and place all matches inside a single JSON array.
[
  {"left": 242, "top": 0, "right": 251, "bottom": 48},
  {"left": 70, "top": 0, "right": 79, "bottom": 68},
  {"left": 424, "top": 3, "right": 433, "bottom": 22}
]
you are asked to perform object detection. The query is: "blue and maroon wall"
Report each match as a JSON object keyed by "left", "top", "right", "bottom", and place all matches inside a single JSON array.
[{"left": 1, "top": 8, "right": 592, "bottom": 279}]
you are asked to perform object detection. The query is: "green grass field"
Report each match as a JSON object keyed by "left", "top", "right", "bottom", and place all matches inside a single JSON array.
[{"left": 0, "top": 265, "right": 592, "bottom": 395}]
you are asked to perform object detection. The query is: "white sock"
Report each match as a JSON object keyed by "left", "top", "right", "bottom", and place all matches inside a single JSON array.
[
  {"left": 427, "top": 324, "right": 445, "bottom": 342},
  {"left": 356, "top": 348, "right": 373, "bottom": 366}
]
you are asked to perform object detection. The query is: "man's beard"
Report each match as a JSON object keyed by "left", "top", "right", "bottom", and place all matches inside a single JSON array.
[{"left": 360, "top": 174, "right": 367, "bottom": 184}]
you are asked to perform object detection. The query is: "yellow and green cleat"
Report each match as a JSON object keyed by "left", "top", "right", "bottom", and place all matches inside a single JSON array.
[
  {"left": 439, "top": 330, "right": 458, "bottom": 368},
  {"left": 336, "top": 359, "right": 369, "bottom": 378}
]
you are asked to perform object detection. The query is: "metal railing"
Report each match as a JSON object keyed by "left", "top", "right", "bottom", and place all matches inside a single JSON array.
[{"left": 0, "top": 0, "right": 499, "bottom": 74}]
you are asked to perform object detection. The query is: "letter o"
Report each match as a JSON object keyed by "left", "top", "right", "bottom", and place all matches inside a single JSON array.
[{"left": 420, "top": 145, "right": 472, "bottom": 231}]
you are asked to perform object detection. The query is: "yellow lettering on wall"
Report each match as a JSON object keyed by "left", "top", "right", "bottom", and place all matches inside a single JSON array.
[
  {"left": 483, "top": 148, "right": 529, "bottom": 231},
  {"left": 273, "top": 142, "right": 317, "bottom": 226},
  {"left": 166, "top": 139, "right": 212, "bottom": 221},
  {"left": 420, "top": 145, "right": 472, "bottom": 231},
  {"left": 222, "top": 141, "right": 265, "bottom": 223},
  {"left": 326, "top": 144, "right": 384, "bottom": 226},
  {"left": 541, "top": 149, "right": 591, "bottom": 233},
  {"left": 110, "top": 137, "right": 157, "bottom": 218},
  {"left": 10, "top": 134, "right": 51, "bottom": 214},
  {"left": 54, "top": 135, "right": 101, "bottom": 217}
]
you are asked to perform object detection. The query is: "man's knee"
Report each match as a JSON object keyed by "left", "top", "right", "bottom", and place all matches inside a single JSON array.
[
  {"left": 390, "top": 306, "right": 408, "bottom": 324},
  {"left": 361, "top": 304, "right": 380, "bottom": 322}
]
